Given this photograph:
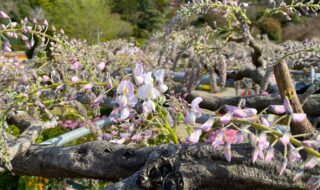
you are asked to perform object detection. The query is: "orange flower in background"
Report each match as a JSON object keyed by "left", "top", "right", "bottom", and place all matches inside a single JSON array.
[{"left": 38, "top": 183, "right": 44, "bottom": 190}]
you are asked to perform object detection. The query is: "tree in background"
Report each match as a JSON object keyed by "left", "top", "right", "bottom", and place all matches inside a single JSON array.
[
  {"left": 1, "top": 0, "right": 133, "bottom": 44},
  {"left": 110, "top": 0, "right": 171, "bottom": 38},
  {"left": 46, "top": 0, "right": 132, "bottom": 44}
]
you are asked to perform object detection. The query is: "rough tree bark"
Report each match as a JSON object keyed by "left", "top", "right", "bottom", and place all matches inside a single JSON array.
[
  {"left": 10, "top": 141, "right": 317, "bottom": 190},
  {"left": 6, "top": 111, "right": 57, "bottom": 159},
  {"left": 274, "top": 59, "right": 315, "bottom": 135}
]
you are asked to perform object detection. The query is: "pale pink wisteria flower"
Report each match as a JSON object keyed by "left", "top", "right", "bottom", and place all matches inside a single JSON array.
[
  {"left": 83, "top": 83, "right": 93, "bottom": 91},
  {"left": 70, "top": 61, "right": 80, "bottom": 70},
  {"left": 137, "top": 72, "right": 160, "bottom": 116},
  {"left": 187, "top": 117, "right": 214, "bottom": 144},
  {"left": 219, "top": 105, "right": 257, "bottom": 125},
  {"left": 71, "top": 76, "right": 79, "bottom": 83},
  {"left": 269, "top": 97, "right": 306, "bottom": 123},
  {"left": 115, "top": 80, "right": 138, "bottom": 120},
  {"left": 279, "top": 158, "right": 288, "bottom": 176},
  {"left": 252, "top": 132, "right": 270, "bottom": 163},
  {"left": 288, "top": 144, "right": 301, "bottom": 163},
  {"left": 133, "top": 63, "right": 144, "bottom": 85},
  {"left": 42, "top": 75, "right": 50, "bottom": 82},
  {"left": 185, "top": 97, "right": 202, "bottom": 126},
  {"left": 153, "top": 69, "right": 168, "bottom": 93},
  {"left": 0, "top": 11, "right": 9, "bottom": 19},
  {"left": 97, "top": 62, "right": 106, "bottom": 71}
]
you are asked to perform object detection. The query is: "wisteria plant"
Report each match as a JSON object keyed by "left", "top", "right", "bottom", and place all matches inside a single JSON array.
[{"left": 0, "top": 1, "right": 320, "bottom": 188}]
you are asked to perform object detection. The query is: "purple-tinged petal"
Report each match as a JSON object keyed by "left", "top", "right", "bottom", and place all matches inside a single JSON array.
[
  {"left": 131, "top": 133, "right": 142, "bottom": 141},
  {"left": 185, "top": 112, "right": 196, "bottom": 126},
  {"left": 94, "top": 95, "right": 104, "bottom": 105},
  {"left": 233, "top": 108, "right": 257, "bottom": 118},
  {"left": 302, "top": 140, "right": 320, "bottom": 149},
  {"left": 117, "top": 80, "right": 134, "bottom": 95},
  {"left": 252, "top": 146, "right": 259, "bottom": 163},
  {"left": 258, "top": 148, "right": 265, "bottom": 160},
  {"left": 153, "top": 69, "right": 165, "bottom": 83},
  {"left": 265, "top": 147, "right": 274, "bottom": 161},
  {"left": 110, "top": 138, "right": 126, "bottom": 144},
  {"left": 137, "top": 84, "right": 150, "bottom": 100},
  {"left": 116, "top": 95, "right": 128, "bottom": 107},
  {"left": 166, "top": 113, "right": 174, "bottom": 127},
  {"left": 101, "top": 133, "right": 113, "bottom": 141},
  {"left": 245, "top": 117, "right": 258, "bottom": 122},
  {"left": 258, "top": 132, "right": 269, "bottom": 150},
  {"left": 137, "top": 84, "right": 160, "bottom": 100},
  {"left": 4, "top": 45, "right": 12, "bottom": 52},
  {"left": 0, "top": 11, "right": 10, "bottom": 19},
  {"left": 71, "top": 61, "right": 80, "bottom": 70},
  {"left": 150, "top": 87, "right": 161, "bottom": 99},
  {"left": 260, "top": 117, "right": 271, "bottom": 127},
  {"left": 293, "top": 168, "right": 304, "bottom": 182},
  {"left": 304, "top": 156, "right": 319, "bottom": 169},
  {"left": 284, "top": 96, "right": 293, "bottom": 114},
  {"left": 188, "top": 129, "right": 202, "bottom": 144},
  {"left": 211, "top": 130, "right": 224, "bottom": 147},
  {"left": 248, "top": 133, "right": 256, "bottom": 146},
  {"left": 220, "top": 112, "right": 233, "bottom": 125},
  {"left": 84, "top": 83, "right": 93, "bottom": 90},
  {"left": 200, "top": 117, "right": 214, "bottom": 132},
  {"left": 234, "top": 131, "right": 244, "bottom": 144},
  {"left": 159, "top": 83, "right": 168, "bottom": 93},
  {"left": 134, "top": 63, "right": 144, "bottom": 84},
  {"left": 134, "top": 63, "right": 144, "bottom": 77},
  {"left": 191, "top": 97, "right": 202, "bottom": 113},
  {"left": 120, "top": 107, "right": 130, "bottom": 120},
  {"left": 143, "top": 130, "right": 153, "bottom": 139},
  {"left": 276, "top": 125, "right": 290, "bottom": 134},
  {"left": 224, "top": 143, "right": 232, "bottom": 162},
  {"left": 223, "top": 105, "right": 239, "bottom": 113},
  {"left": 142, "top": 99, "right": 156, "bottom": 116},
  {"left": 43, "top": 19, "right": 48, "bottom": 26},
  {"left": 143, "top": 72, "right": 153, "bottom": 84},
  {"left": 269, "top": 105, "right": 286, "bottom": 114},
  {"left": 98, "top": 62, "right": 106, "bottom": 71},
  {"left": 307, "top": 176, "right": 320, "bottom": 190},
  {"left": 107, "top": 77, "right": 113, "bottom": 89},
  {"left": 135, "top": 76, "right": 144, "bottom": 85},
  {"left": 42, "top": 75, "right": 50, "bottom": 82},
  {"left": 71, "top": 76, "right": 79, "bottom": 83},
  {"left": 280, "top": 133, "right": 290, "bottom": 146},
  {"left": 288, "top": 144, "right": 301, "bottom": 163},
  {"left": 291, "top": 113, "right": 306, "bottom": 123},
  {"left": 279, "top": 158, "right": 288, "bottom": 176},
  {"left": 127, "top": 94, "right": 138, "bottom": 107},
  {"left": 120, "top": 133, "right": 130, "bottom": 139}
]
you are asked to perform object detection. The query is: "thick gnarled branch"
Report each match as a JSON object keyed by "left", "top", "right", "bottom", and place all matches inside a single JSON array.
[
  {"left": 6, "top": 111, "right": 57, "bottom": 159},
  {"left": 9, "top": 141, "right": 318, "bottom": 190}
]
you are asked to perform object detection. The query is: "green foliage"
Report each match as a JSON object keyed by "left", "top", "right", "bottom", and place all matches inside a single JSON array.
[
  {"left": 6, "top": 125, "right": 21, "bottom": 137},
  {"left": 110, "top": 0, "right": 170, "bottom": 38},
  {"left": 259, "top": 17, "right": 282, "bottom": 42},
  {"left": 45, "top": 0, "right": 132, "bottom": 44},
  {"left": 0, "top": 172, "right": 19, "bottom": 189}
]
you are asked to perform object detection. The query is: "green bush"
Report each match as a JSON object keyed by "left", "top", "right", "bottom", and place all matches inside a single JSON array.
[{"left": 259, "top": 17, "right": 282, "bottom": 42}]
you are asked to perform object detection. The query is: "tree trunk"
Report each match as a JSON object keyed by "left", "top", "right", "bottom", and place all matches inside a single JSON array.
[{"left": 274, "top": 59, "right": 315, "bottom": 135}]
